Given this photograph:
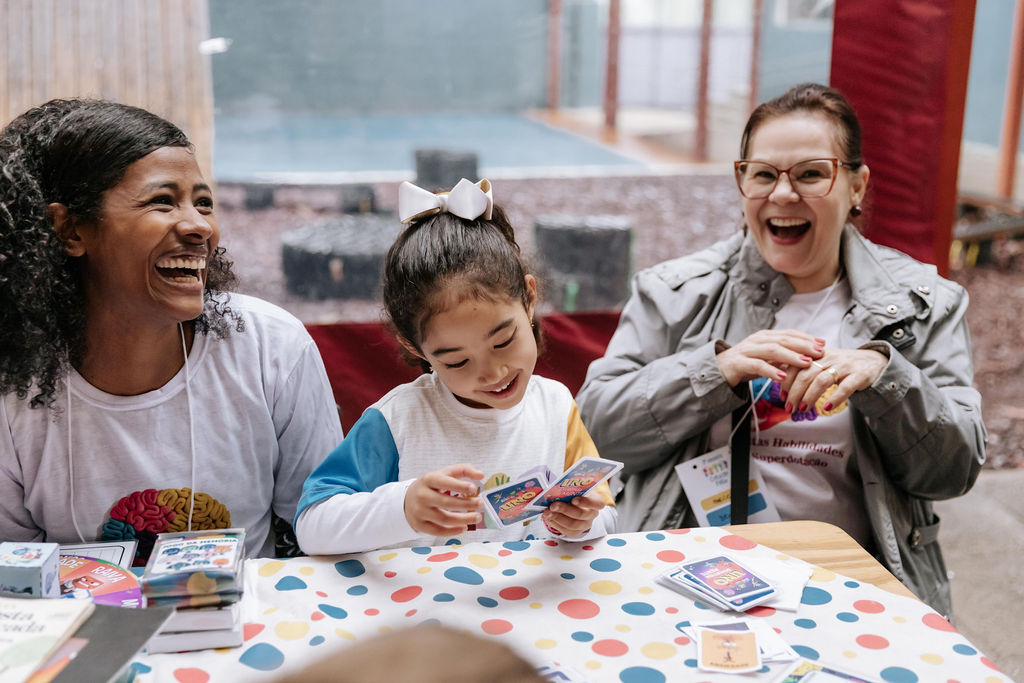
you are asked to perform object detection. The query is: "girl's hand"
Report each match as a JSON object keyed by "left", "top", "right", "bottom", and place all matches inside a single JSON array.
[
  {"left": 404, "top": 464, "right": 484, "bottom": 537},
  {"left": 716, "top": 329, "right": 824, "bottom": 387},
  {"left": 778, "top": 348, "right": 888, "bottom": 415},
  {"left": 541, "top": 491, "right": 606, "bottom": 537}
]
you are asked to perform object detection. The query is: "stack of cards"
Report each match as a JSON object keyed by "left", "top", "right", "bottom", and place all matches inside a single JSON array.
[
  {"left": 657, "top": 554, "right": 776, "bottom": 612},
  {"left": 678, "top": 618, "right": 798, "bottom": 668},
  {"left": 480, "top": 457, "right": 622, "bottom": 528}
]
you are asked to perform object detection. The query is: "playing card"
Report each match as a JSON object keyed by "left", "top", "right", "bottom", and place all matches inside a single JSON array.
[
  {"left": 681, "top": 554, "right": 775, "bottom": 606},
  {"left": 697, "top": 626, "right": 761, "bottom": 673},
  {"left": 481, "top": 475, "right": 547, "bottom": 527},
  {"left": 528, "top": 457, "right": 622, "bottom": 510}
]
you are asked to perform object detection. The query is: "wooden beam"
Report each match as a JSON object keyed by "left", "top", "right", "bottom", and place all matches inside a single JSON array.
[
  {"left": 695, "top": 0, "right": 713, "bottom": 161},
  {"left": 603, "top": 0, "right": 620, "bottom": 129},
  {"left": 996, "top": 0, "right": 1024, "bottom": 199},
  {"left": 547, "top": 0, "right": 562, "bottom": 110}
]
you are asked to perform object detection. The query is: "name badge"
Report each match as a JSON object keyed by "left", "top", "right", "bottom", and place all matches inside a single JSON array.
[{"left": 674, "top": 446, "right": 780, "bottom": 526}]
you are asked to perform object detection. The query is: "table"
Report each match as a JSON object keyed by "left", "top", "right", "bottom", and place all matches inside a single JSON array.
[{"left": 133, "top": 523, "right": 1010, "bottom": 682}]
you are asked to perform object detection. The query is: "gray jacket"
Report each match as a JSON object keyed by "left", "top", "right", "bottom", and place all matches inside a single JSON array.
[{"left": 577, "top": 225, "right": 986, "bottom": 616}]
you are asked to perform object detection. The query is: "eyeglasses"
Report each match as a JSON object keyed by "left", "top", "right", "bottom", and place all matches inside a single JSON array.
[{"left": 733, "top": 158, "right": 856, "bottom": 199}]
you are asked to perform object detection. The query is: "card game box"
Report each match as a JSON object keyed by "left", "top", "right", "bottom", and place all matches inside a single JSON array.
[
  {"left": 0, "top": 541, "right": 60, "bottom": 598},
  {"left": 140, "top": 529, "right": 245, "bottom": 601}
]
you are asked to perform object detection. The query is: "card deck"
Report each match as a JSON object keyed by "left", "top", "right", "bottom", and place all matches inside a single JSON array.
[
  {"left": 527, "top": 457, "right": 622, "bottom": 511},
  {"left": 658, "top": 554, "right": 776, "bottom": 612}
]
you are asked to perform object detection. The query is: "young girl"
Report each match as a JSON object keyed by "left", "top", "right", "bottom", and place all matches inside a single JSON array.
[{"left": 295, "top": 179, "right": 617, "bottom": 554}]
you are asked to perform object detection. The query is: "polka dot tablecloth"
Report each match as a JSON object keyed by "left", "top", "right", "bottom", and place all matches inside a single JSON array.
[{"left": 131, "top": 527, "right": 1009, "bottom": 682}]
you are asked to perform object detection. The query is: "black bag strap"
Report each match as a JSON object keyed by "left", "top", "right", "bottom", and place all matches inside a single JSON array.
[{"left": 730, "top": 389, "right": 752, "bottom": 525}]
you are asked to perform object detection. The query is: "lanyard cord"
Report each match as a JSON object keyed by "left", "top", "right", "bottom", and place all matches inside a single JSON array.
[{"left": 67, "top": 322, "right": 196, "bottom": 542}]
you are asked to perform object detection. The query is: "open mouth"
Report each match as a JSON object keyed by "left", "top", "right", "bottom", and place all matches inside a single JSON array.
[
  {"left": 486, "top": 375, "right": 518, "bottom": 398},
  {"left": 155, "top": 256, "right": 206, "bottom": 284},
  {"left": 767, "top": 218, "right": 811, "bottom": 242}
]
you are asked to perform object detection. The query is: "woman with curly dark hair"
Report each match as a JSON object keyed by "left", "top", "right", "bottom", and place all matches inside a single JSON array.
[{"left": 0, "top": 99, "right": 342, "bottom": 561}]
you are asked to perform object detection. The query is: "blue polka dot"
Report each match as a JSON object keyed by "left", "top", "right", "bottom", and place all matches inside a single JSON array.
[
  {"left": 645, "top": 532, "right": 666, "bottom": 541},
  {"left": 274, "top": 576, "right": 307, "bottom": 591},
  {"left": 239, "top": 643, "right": 285, "bottom": 671},
  {"left": 334, "top": 559, "right": 365, "bottom": 578},
  {"left": 590, "top": 558, "right": 622, "bottom": 572},
  {"left": 571, "top": 631, "right": 594, "bottom": 642},
  {"left": 433, "top": 593, "right": 455, "bottom": 602},
  {"left": 317, "top": 603, "right": 347, "bottom": 619},
  {"left": 794, "top": 618, "right": 816, "bottom": 629},
  {"left": 411, "top": 546, "right": 431, "bottom": 555},
  {"left": 477, "top": 597, "right": 498, "bottom": 608},
  {"left": 683, "top": 658, "right": 698, "bottom": 668},
  {"left": 607, "top": 538, "right": 627, "bottom": 547},
  {"left": 880, "top": 667, "right": 919, "bottom": 683},
  {"left": 693, "top": 600, "right": 711, "bottom": 610},
  {"left": 758, "top": 666, "right": 771, "bottom": 673},
  {"left": 952, "top": 643, "right": 977, "bottom": 656},
  {"left": 128, "top": 663, "right": 151, "bottom": 675},
  {"left": 560, "top": 572, "right": 575, "bottom": 580},
  {"left": 443, "top": 566, "right": 484, "bottom": 585},
  {"left": 502, "top": 541, "right": 530, "bottom": 551},
  {"left": 309, "top": 635, "right": 325, "bottom": 646},
  {"left": 844, "top": 580, "right": 861, "bottom": 589},
  {"left": 792, "top": 645, "right": 820, "bottom": 660},
  {"left": 619, "top": 666, "right": 666, "bottom": 683},
  {"left": 502, "top": 569, "right": 516, "bottom": 576},
  {"left": 801, "top": 586, "right": 833, "bottom": 605},
  {"left": 445, "top": 538, "right": 462, "bottom": 545},
  {"left": 621, "top": 601, "right": 656, "bottom": 616},
  {"left": 674, "top": 621, "right": 691, "bottom": 633},
  {"left": 836, "top": 612, "right": 859, "bottom": 623},
  {"left": 347, "top": 585, "right": 368, "bottom": 596}
]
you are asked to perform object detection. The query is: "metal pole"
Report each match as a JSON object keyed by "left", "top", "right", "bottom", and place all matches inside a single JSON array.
[
  {"left": 750, "top": 0, "right": 763, "bottom": 115},
  {"left": 695, "top": 0, "right": 713, "bottom": 160},
  {"left": 996, "top": 0, "right": 1024, "bottom": 199},
  {"left": 603, "top": 0, "right": 621, "bottom": 129},
  {"left": 547, "top": 0, "right": 563, "bottom": 110}
]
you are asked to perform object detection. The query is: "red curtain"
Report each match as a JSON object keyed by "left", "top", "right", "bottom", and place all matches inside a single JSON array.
[{"left": 307, "top": 311, "right": 621, "bottom": 432}]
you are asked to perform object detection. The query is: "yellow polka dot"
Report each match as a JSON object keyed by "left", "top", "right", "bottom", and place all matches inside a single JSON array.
[
  {"left": 810, "top": 567, "right": 836, "bottom": 583},
  {"left": 468, "top": 554, "right": 498, "bottom": 569},
  {"left": 213, "top": 646, "right": 236, "bottom": 653},
  {"left": 920, "top": 653, "right": 943, "bottom": 665},
  {"left": 299, "top": 566, "right": 314, "bottom": 576},
  {"left": 589, "top": 580, "right": 622, "bottom": 595},
  {"left": 615, "top": 624, "right": 631, "bottom": 633},
  {"left": 561, "top": 555, "right": 573, "bottom": 561},
  {"left": 638, "top": 586, "right": 653, "bottom": 595},
  {"left": 335, "top": 628, "right": 356, "bottom": 640},
  {"left": 693, "top": 535, "right": 707, "bottom": 542},
  {"left": 378, "top": 625, "right": 392, "bottom": 634},
  {"left": 263, "top": 607, "right": 278, "bottom": 615},
  {"left": 258, "top": 560, "right": 286, "bottom": 577},
  {"left": 585, "top": 661, "right": 602, "bottom": 670},
  {"left": 523, "top": 557, "right": 543, "bottom": 566},
  {"left": 275, "top": 621, "right": 310, "bottom": 640},
  {"left": 378, "top": 552, "right": 397, "bottom": 562},
  {"left": 842, "top": 651, "right": 857, "bottom": 658},
  {"left": 417, "top": 567, "right": 432, "bottom": 574},
  {"left": 530, "top": 602, "right": 543, "bottom": 609},
  {"left": 892, "top": 616, "right": 906, "bottom": 623},
  {"left": 986, "top": 677, "right": 1004, "bottom": 683},
  {"left": 641, "top": 642, "right": 676, "bottom": 660},
  {"left": 535, "top": 638, "right": 557, "bottom": 649},
  {"left": 641, "top": 562, "right": 654, "bottom": 569}
]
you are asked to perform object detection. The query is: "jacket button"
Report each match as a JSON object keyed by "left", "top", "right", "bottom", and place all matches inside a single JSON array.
[
  {"left": 759, "top": 283, "right": 768, "bottom": 291},
  {"left": 910, "top": 528, "right": 921, "bottom": 549},
  {"left": 771, "top": 297, "right": 780, "bottom": 306},
  {"left": 886, "top": 304, "right": 899, "bottom": 315},
  {"left": 887, "top": 382, "right": 898, "bottom": 391},
  {"left": 892, "top": 328, "right": 905, "bottom": 339},
  {"left": 917, "top": 285, "right": 930, "bottom": 294}
]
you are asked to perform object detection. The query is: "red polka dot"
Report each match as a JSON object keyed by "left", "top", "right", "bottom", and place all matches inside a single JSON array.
[
  {"left": 665, "top": 528, "right": 691, "bottom": 535},
  {"left": 855, "top": 634, "right": 890, "bottom": 649},
  {"left": 656, "top": 550, "right": 685, "bottom": 563},
  {"left": 405, "top": 609, "right": 417, "bottom": 617},
  {"left": 384, "top": 571, "right": 397, "bottom": 578},
  {"left": 311, "top": 611, "right": 325, "bottom": 621},
  {"left": 391, "top": 585, "right": 423, "bottom": 603},
  {"left": 243, "top": 623, "right": 264, "bottom": 641},
  {"left": 316, "top": 591, "right": 328, "bottom": 597},
  {"left": 745, "top": 605, "right": 776, "bottom": 617},
  {"left": 545, "top": 540, "right": 559, "bottom": 546},
  {"left": 982, "top": 657, "right": 1001, "bottom": 671},
  {"left": 173, "top": 669, "right": 210, "bottom": 683},
  {"left": 674, "top": 636, "right": 691, "bottom": 645},
  {"left": 582, "top": 545, "right": 595, "bottom": 551},
  {"left": 499, "top": 586, "right": 530, "bottom": 600},
  {"left": 557, "top": 598, "right": 601, "bottom": 619},
  {"left": 498, "top": 549, "right": 512, "bottom": 556},
  {"left": 365, "top": 608, "right": 379, "bottom": 616},
  {"left": 853, "top": 599, "right": 885, "bottom": 614},
  {"left": 428, "top": 551, "right": 459, "bottom": 562},
  {"left": 481, "top": 619, "right": 514, "bottom": 635},
  {"left": 773, "top": 627, "right": 782, "bottom": 634},
  {"left": 922, "top": 612, "right": 957, "bottom": 632},
  {"left": 665, "top": 606, "right": 678, "bottom": 614},
  {"left": 592, "top": 639, "right": 629, "bottom": 656},
  {"left": 719, "top": 534, "right": 757, "bottom": 551},
  {"left": 947, "top": 679, "right": 962, "bottom": 683}
]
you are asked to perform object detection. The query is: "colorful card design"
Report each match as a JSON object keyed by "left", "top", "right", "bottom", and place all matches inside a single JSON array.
[
  {"left": 697, "top": 627, "right": 761, "bottom": 673},
  {"left": 58, "top": 555, "right": 143, "bottom": 607},
  {"left": 482, "top": 476, "right": 548, "bottom": 527},
  {"left": 682, "top": 555, "right": 773, "bottom": 602},
  {"left": 527, "top": 457, "right": 622, "bottom": 510}
]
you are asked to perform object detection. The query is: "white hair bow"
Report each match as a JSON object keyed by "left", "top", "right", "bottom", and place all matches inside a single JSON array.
[{"left": 398, "top": 178, "right": 493, "bottom": 224}]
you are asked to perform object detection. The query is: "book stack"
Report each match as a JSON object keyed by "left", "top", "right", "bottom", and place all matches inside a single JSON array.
[
  {"left": 139, "top": 529, "right": 246, "bottom": 654},
  {"left": 0, "top": 595, "right": 94, "bottom": 683}
]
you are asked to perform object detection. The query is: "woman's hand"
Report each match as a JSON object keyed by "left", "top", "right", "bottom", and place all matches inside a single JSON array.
[
  {"left": 541, "top": 491, "right": 606, "bottom": 537},
  {"left": 779, "top": 348, "right": 888, "bottom": 414},
  {"left": 716, "top": 329, "right": 825, "bottom": 387},
  {"left": 404, "top": 464, "right": 484, "bottom": 536}
]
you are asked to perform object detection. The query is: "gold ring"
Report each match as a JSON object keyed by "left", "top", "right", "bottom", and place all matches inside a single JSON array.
[{"left": 827, "top": 367, "right": 840, "bottom": 385}]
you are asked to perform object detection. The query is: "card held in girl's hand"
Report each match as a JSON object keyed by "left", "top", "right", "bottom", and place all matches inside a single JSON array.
[
  {"left": 481, "top": 476, "right": 548, "bottom": 527},
  {"left": 527, "top": 457, "right": 622, "bottom": 511}
]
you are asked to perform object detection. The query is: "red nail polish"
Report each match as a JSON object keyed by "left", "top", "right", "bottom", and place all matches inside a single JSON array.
[
  {"left": 777, "top": 370, "right": 787, "bottom": 380},
  {"left": 799, "top": 402, "right": 807, "bottom": 412},
  {"left": 823, "top": 402, "right": 833, "bottom": 411},
  {"left": 785, "top": 402, "right": 792, "bottom": 413},
  {"left": 799, "top": 355, "right": 812, "bottom": 363},
  {"left": 815, "top": 338, "right": 826, "bottom": 344}
]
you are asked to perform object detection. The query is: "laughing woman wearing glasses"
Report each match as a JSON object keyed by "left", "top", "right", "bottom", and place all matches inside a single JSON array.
[{"left": 576, "top": 83, "right": 985, "bottom": 616}]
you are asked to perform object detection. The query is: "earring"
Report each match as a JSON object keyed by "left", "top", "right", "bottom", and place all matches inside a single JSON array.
[{"left": 849, "top": 205, "right": 863, "bottom": 218}]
